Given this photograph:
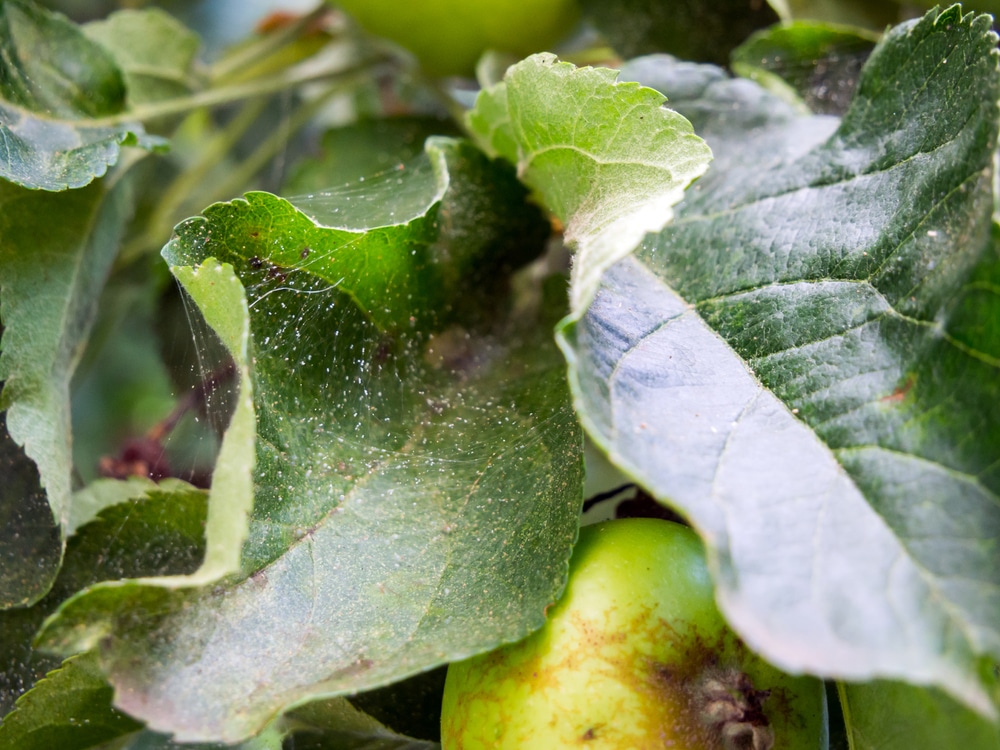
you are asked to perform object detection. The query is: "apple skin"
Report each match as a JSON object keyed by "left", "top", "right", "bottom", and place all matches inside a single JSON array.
[
  {"left": 441, "top": 519, "right": 827, "bottom": 749},
  {"left": 334, "top": 0, "right": 579, "bottom": 76}
]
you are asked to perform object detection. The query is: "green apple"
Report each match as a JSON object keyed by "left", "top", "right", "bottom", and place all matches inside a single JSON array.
[
  {"left": 335, "top": 0, "right": 579, "bottom": 76},
  {"left": 441, "top": 518, "right": 827, "bottom": 749}
]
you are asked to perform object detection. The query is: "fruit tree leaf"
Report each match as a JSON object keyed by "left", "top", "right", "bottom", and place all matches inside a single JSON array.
[
  {"left": 0, "top": 0, "right": 163, "bottom": 191},
  {"left": 730, "top": 21, "right": 879, "bottom": 115},
  {"left": 287, "top": 697, "right": 440, "bottom": 749},
  {"left": 0, "top": 652, "right": 143, "bottom": 750},
  {"left": 37, "top": 137, "right": 582, "bottom": 742},
  {"left": 561, "top": 7, "right": 1000, "bottom": 712},
  {"left": 282, "top": 117, "right": 459, "bottom": 196},
  {"left": 467, "top": 53, "right": 712, "bottom": 316},
  {"left": 0, "top": 169, "right": 136, "bottom": 607},
  {"left": 839, "top": 680, "right": 1000, "bottom": 749},
  {"left": 0, "top": 415, "right": 60, "bottom": 609},
  {"left": 0, "top": 481, "right": 206, "bottom": 717},
  {"left": 82, "top": 8, "right": 201, "bottom": 107},
  {"left": 580, "top": 0, "right": 780, "bottom": 66},
  {"left": 166, "top": 260, "right": 254, "bottom": 583}
]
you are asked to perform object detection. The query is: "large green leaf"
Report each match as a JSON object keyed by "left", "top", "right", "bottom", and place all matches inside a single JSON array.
[
  {"left": 0, "top": 169, "right": 136, "bottom": 607},
  {"left": 37, "top": 137, "right": 582, "bottom": 742},
  {"left": 0, "top": 0, "right": 162, "bottom": 190},
  {"left": 467, "top": 53, "right": 712, "bottom": 316},
  {"left": 562, "top": 7, "right": 1000, "bottom": 711}
]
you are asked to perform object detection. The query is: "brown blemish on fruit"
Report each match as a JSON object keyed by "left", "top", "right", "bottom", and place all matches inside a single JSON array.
[
  {"left": 694, "top": 668, "right": 775, "bottom": 750},
  {"left": 445, "top": 600, "right": 801, "bottom": 749},
  {"left": 581, "top": 725, "right": 603, "bottom": 741},
  {"left": 648, "top": 623, "right": 791, "bottom": 750}
]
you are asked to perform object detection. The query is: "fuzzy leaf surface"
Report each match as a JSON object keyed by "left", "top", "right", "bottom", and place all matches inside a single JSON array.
[
  {"left": 0, "top": 0, "right": 161, "bottom": 190},
  {"left": 38, "top": 138, "right": 582, "bottom": 742},
  {"left": 467, "top": 53, "right": 712, "bottom": 315},
  {"left": 562, "top": 7, "right": 1000, "bottom": 711},
  {"left": 0, "top": 173, "right": 135, "bottom": 607}
]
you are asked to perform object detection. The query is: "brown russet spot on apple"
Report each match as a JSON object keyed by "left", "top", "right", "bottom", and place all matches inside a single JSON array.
[{"left": 441, "top": 520, "right": 825, "bottom": 749}]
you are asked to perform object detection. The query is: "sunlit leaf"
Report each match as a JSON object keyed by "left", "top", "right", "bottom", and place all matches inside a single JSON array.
[
  {"left": 283, "top": 117, "right": 459, "bottom": 196},
  {"left": 561, "top": 7, "right": 1000, "bottom": 712},
  {"left": 468, "top": 53, "right": 712, "bottom": 316}
]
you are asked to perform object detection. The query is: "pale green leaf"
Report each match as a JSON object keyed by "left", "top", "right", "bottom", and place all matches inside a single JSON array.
[{"left": 467, "top": 53, "right": 712, "bottom": 315}]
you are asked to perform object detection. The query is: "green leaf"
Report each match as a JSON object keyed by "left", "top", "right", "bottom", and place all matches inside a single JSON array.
[
  {"left": 839, "top": 680, "right": 1000, "bottom": 749},
  {"left": 782, "top": 0, "right": 903, "bottom": 29},
  {"left": 82, "top": 8, "right": 201, "bottom": 107},
  {"left": 283, "top": 117, "right": 460, "bottom": 196},
  {"left": 167, "top": 260, "right": 254, "bottom": 583},
  {"left": 580, "top": 0, "right": 780, "bottom": 65},
  {"left": 67, "top": 478, "right": 196, "bottom": 538},
  {"left": 0, "top": 481, "right": 206, "bottom": 717},
  {"left": 467, "top": 53, "right": 712, "bottom": 317},
  {"left": 37, "top": 137, "right": 582, "bottom": 743},
  {"left": 287, "top": 697, "right": 440, "bottom": 749},
  {"left": 0, "top": 168, "right": 136, "bottom": 607},
  {"left": 0, "top": 415, "right": 60, "bottom": 609},
  {"left": 0, "top": 0, "right": 163, "bottom": 191},
  {"left": 731, "top": 21, "right": 879, "bottom": 115},
  {"left": 561, "top": 7, "right": 1000, "bottom": 712},
  {"left": 0, "top": 652, "right": 143, "bottom": 750}
]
